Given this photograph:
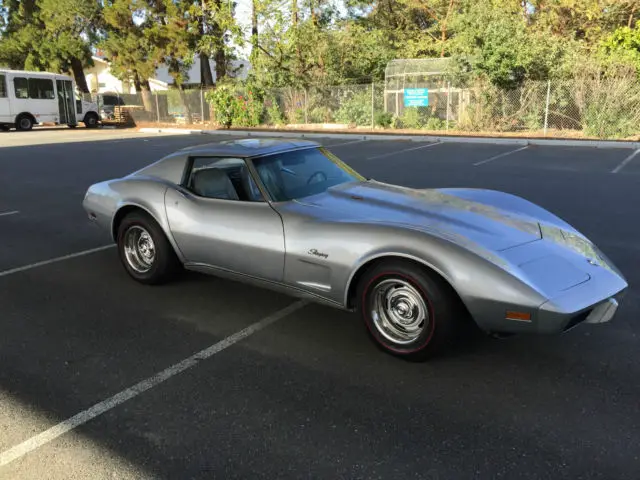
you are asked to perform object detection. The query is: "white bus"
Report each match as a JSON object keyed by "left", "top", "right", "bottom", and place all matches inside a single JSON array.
[{"left": 0, "top": 69, "right": 100, "bottom": 131}]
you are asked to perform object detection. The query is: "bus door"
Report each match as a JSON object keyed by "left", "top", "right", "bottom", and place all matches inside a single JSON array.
[
  {"left": 0, "top": 73, "right": 11, "bottom": 123},
  {"left": 56, "top": 79, "right": 76, "bottom": 125}
]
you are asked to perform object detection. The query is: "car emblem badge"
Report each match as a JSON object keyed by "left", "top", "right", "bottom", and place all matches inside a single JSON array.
[{"left": 308, "top": 249, "right": 328, "bottom": 259}]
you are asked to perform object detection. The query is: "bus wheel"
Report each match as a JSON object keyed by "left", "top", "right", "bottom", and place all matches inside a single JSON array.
[
  {"left": 16, "top": 115, "right": 34, "bottom": 131},
  {"left": 83, "top": 113, "right": 99, "bottom": 128}
]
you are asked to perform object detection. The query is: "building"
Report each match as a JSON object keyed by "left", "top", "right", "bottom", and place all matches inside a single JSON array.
[{"left": 84, "top": 52, "right": 251, "bottom": 94}]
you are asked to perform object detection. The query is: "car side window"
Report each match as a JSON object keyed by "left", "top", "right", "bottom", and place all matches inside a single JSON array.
[
  {"left": 186, "top": 157, "right": 264, "bottom": 202},
  {"left": 0, "top": 75, "right": 6, "bottom": 98}
]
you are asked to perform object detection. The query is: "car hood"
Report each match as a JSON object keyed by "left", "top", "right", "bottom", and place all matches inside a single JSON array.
[{"left": 290, "top": 180, "right": 551, "bottom": 252}]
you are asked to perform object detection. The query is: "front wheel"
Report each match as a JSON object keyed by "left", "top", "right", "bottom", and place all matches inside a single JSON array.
[
  {"left": 83, "top": 112, "right": 99, "bottom": 128},
  {"left": 116, "top": 211, "right": 181, "bottom": 285},
  {"left": 356, "top": 260, "right": 463, "bottom": 361}
]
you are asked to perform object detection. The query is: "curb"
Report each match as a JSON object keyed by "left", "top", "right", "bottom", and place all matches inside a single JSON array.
[{"left": 138, "top": 127, "right": 640, "bottom": 150}]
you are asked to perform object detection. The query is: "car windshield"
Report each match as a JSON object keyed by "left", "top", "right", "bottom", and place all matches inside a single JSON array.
[{"left": 251, "top": 147, "right": 365, "bottom": 201}]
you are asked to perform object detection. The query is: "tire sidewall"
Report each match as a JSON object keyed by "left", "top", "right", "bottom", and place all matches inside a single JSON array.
[
  {"left": 84, "top": 113, "right": 99, "bottom": 128},
  {"left": 358, "top": 261, "right": 459, "bottom": 360},
  {"left": 361, "top": 270, "right": 437, "bottom": 356},
  {"left": 17, "top": 116, "right": 33, "bottom": 131},
  {"left": 117, "top": 212, "right": 173, "bottom": 284}
]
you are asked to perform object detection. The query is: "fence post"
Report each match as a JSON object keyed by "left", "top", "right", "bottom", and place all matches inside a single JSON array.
[
  {"left": 371, "top": 82, "right": 375, "bottom": 129},
  {"left": 155, "top": 92, "right": 160, "bottom": 124},
  {"left": 446, "top": 81, "right": 451, "bottom": 131},
  {"left": 200, "top": 88, "right": 205, "bottom": 125},
  {"left": 544, "top": 80, "right": 551, "bottom": 136}
]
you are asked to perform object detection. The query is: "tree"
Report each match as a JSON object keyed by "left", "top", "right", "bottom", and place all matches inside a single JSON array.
[
  {"left": 37, "top": 0, "right": 103, "bottom": 93},
  {"left": 600, "top": 23, "right": 640, "bottom": 75},
  {"left": 100, "top": 0, "right": 160, "bottom": 111},
  {"left": 449, "top": 1, "right": 568, "bottom": 88}
]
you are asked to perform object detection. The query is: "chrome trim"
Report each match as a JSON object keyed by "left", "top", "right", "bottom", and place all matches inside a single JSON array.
[
  {"left": 124, "top": 226, "right": 156, "bottom": 273},
  {"left": 370, "top": 278, "right": 429, "bottom": 344}
]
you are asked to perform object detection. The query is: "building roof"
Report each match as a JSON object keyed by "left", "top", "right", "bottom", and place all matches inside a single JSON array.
[{"left": 178, "top": 138, "right": 320, "bottom": 158}]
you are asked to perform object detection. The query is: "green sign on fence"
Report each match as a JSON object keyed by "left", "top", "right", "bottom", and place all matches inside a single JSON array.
[{"left": 404, "top": 88, "right": 429, "bottom": 107}]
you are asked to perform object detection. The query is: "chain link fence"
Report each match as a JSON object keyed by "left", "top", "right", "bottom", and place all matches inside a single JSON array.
[{"left": 94, "top": 75, "right": 640, "bottom": 139}]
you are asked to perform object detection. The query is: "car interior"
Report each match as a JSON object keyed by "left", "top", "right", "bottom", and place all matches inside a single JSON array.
[{"left": 187, "top": 160, "right": 264, "bottom": 202}]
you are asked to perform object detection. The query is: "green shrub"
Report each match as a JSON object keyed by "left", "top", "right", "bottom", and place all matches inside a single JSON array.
[
  {"left": 424, "top": 117, "right": 447, "bottom": 130},
  {"left": 205, "top": 84, "right": 264, "bottom": 128},
  {"left": 265, "top": 97, "right": 285, "bottom": 126},
  {"left": 205, "top": 86, "right": 236, "bottom": 129},
  {"left": 335, "top": 90, "right": 372, "bottom": 126},
  {"left": 400, "top": 107, "right": 422, "bottom": 129},
  {"left": 374, "top": 111, "right": 393, "bottom": 128},
  {"left": 583, "top": 103, "right": 636, "bottom": 139},
  {"left": 309, "top": 105, "right": 334, "bottom": 123}
]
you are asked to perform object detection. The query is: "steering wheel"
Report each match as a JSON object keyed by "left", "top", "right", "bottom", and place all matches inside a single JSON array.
[{"left": 307, "top": 171, "right": 327, "bottom": 185}]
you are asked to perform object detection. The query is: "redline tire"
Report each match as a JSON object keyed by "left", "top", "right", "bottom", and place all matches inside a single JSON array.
[{"left": 356, "top": 259, "right": 462, "bottom": 361}]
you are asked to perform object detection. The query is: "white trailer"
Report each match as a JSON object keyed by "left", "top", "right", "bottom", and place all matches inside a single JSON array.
[{"left": 0, "top": 69, "right": 100, "bottom": 131}]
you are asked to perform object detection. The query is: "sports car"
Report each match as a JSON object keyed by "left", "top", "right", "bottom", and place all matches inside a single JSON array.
[{"left": 82, "top": 138, "right": 628, "bottom": 361}]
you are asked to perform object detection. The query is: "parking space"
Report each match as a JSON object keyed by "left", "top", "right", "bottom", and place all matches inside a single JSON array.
[
  {"left": 479, "top": 144, "right": 634, "bottom": 173},
  {"left": 1, "top": 129, "right": 640, "bottom": 479}
]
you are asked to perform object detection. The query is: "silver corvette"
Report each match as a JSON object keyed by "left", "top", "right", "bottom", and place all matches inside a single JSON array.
[{"left": 82, "top": 138, "right": 628, "bottom": 360}]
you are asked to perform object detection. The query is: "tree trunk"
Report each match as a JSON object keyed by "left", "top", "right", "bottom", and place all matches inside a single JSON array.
[
  {"left": 70, "top": 57, "right": 90, "bottom": 94},
  {"left": 200, "top": 53, "right": 215, "bottom": 86},
  {"left": 215, "top": 49, "right": 226, "bottom": 82},
  {"left": 292, "top": 0, "right": 298, "bottom": 25},
  {"left": 138, "top": 76, "right": 154, "bottom": 113},
  {"left": 310, "top": 0, "right": 318, "bottom": 27},
  {"left": 177, "top": 85, "right": 193, "bottom": 124},
  {"left": 252, "top": 0, "right": 258, "bottom": 38}
]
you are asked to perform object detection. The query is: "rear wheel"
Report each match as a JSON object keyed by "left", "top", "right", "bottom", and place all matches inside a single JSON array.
[
  {"left": 116, "top": 211, "right": 181, "bottom": 284},
  {"left": 356, "top": 259, "right": 462, "bottom": 361},
  {"left": 15, "top": 115, "right": 33, "bottom": 131},
  {"left": 83, "top": 112, "right": 99, "bottom": 128}
]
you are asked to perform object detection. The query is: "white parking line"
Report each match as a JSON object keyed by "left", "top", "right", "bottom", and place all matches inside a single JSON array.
[
  {"left": 328, "top": 139, "right": 366, "bottom": 148},
  {"left": 0, "top": 300, "right": 307, "bottom": 467},
  {"left": 0, "top": 245, "right": 115, "bottom": 279},
  {"left": 473, "top": 146, "right": 529, "bottom": 166},
  {"left": 367, "top": 142, "right": 442, "bottom": 160},
  {"left": 0, "top": 210, "right": 19, "bottom": 218},
  {"left": 612, "top": 149, "right": 640, "bottom": 174}
]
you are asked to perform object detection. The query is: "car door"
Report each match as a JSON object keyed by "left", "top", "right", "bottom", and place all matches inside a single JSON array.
[{"left": 164, "top": 156, "right": 286, "bottom": 282}]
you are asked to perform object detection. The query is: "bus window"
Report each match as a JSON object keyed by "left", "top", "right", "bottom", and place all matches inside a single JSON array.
[
  {"left": 14, "top": 77, "right": 29, "bottom": 99},
  {"left": 28, "top": 78, "right": 55, "bottom": 99}
]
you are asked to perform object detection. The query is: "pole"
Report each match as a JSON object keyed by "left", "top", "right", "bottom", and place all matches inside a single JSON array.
[
  {"left": 544, "top": 79, "right": 551, "bottom": 136},
  {"left": 446, "top": 81, "right": 451, "bottom": 131},
  {"left": 200, "top": 88, "right": 205, "bottom": 124},
  {"left": 155, "top": 92, "right": 160, "bottom": 123},
  {"left": 371, "top": 82, "right": 375, "bottom": 129}
]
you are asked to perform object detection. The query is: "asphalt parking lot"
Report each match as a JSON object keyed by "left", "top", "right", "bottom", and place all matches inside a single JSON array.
[{"left": 1, "top": 129, "right": 639, "bottom": 479}]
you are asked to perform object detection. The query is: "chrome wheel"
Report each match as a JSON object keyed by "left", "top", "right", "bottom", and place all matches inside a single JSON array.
[
  {"left": 370, "top": 278, "right": 429, "bottom": 345},
  {"left": 123, "top": 226, "right": 156, "bottom": 273}
]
